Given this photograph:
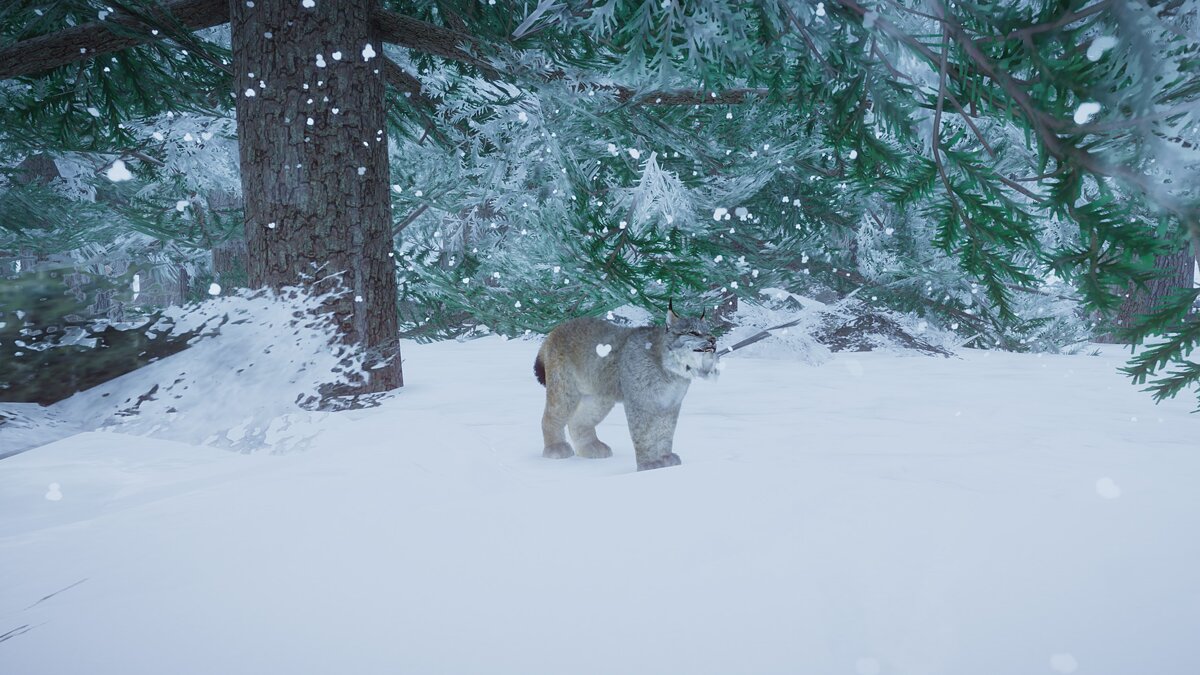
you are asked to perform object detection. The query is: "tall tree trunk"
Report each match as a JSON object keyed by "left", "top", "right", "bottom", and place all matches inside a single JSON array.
[
  {"left": 228, "top": 0, "right": 402, "bottom": 392},
  {"left": 1098, "top": 245, "right": 1196, "bottom": 343}
]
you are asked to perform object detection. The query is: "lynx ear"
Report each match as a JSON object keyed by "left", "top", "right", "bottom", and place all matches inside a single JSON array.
[
  {"left": 700, "top": 308, "right": 706, "bottom": 320},
  {"left": 667, "top": 298, "right": 679, "bottom": 325}
]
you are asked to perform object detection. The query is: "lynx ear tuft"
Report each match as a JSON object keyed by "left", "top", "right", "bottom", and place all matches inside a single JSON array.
[
  {"left": 667, "top": 297, "right": 679, "bottom": 325},
  {"left": 700, "top": 308, "right": 705, "bottom": 320}
]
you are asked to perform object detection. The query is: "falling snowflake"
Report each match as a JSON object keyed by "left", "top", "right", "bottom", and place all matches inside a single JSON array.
[
  {"left": 1087, "top": 36, "right": 1118, "bottom": 61},
  {"left": 105, "top": 159, "right": 133, "bottom": 182},
  {"left": 362, "top": 43, "right": 377, "bottom": 61},
  {"left": 1073, "top": 101, "right": 1101, "bottom": 124},
  {"left": 208, "top": 283, "right": 222, "bottom": 296}
]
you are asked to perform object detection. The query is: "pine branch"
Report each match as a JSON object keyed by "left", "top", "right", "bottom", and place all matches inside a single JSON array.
[
  {"left": 0, "top": 0, "right": 228, "bottom": 78},
  {"left": 978, "top": 0, "right": 1115, "bottom": 43}
]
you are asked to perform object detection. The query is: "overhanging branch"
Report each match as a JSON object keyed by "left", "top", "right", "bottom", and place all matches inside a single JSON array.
[
  {"left": 0, "top": 0, "right": 228, "bottom": 78},
  {"left": 1, "top": 2, "right": 765, "bottom": 110}
]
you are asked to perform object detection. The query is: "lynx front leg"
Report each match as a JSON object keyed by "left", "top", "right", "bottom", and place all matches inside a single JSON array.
[
  {"left": 569, "top": 396, "right": 616, "bottom": 459},
  {"left": 624, "top": 403, "right": 683, "bottom": 471},
  {"left": 541, "top": 373, "right": 580, "bottom": 459}
]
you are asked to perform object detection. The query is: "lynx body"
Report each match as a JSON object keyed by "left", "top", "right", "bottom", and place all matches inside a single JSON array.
[{"left": 534, "top": 309, "right": 717, "bottom": 471}]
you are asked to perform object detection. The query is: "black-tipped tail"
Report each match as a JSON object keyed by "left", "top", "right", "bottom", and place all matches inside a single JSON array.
[{"left": 534, "top": 355, "right": 546, "bottom": 386}]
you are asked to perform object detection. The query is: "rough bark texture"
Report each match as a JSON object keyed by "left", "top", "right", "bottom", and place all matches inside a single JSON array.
[
  {"left": 229, "top": 0, "right": 402, "bottom": 392},
  {"left": 0, "top": 0, "right": 229, "bottom": 78},
  {"left": 1098, "top": 246, "right": 1197, "bottom": 343}
]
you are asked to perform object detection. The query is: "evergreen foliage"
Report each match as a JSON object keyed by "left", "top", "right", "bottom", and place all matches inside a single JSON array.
[{"left": 2, "top": 0, "right": 1199, "bottom": 406}]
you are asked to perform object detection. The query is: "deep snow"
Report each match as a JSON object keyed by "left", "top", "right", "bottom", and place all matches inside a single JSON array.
[{"left": 2, "top": 336, "right": 1199, "bottom": 675}]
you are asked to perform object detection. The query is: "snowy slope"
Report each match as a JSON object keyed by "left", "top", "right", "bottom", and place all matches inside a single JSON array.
[{"left": 2, "top": 338, "right": 1199, "bottom": 675}]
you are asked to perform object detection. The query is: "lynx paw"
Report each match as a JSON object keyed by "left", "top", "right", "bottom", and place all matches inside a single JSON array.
[
  {"left": 637, "top": 452, "right": 681, "bottom": 471},
  {"left": 543, "top": 442, "right": 575, "bottom": 459},
  {"left": 576, "top": 440, "right": 613, "bottom": 459}
]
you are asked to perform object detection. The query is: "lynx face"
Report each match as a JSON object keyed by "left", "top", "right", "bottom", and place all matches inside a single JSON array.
[{"left": 663, "top": 311, "right": 719, "bottom": 380}]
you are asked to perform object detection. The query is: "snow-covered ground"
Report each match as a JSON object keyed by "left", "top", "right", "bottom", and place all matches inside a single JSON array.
[{"left": 2, "top": 336, "right": 1198, "bottom": 674}]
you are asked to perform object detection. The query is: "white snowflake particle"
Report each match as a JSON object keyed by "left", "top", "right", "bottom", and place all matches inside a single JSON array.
[
  {"left": 315, "top": 54, "right": 327, "bottom": 68},
  {"left": 45, "top": 483, "right": 63, "bottom": 501},
  {"left": 1073, "top": 101, "right": 1101, "bottom": 125},
  {"left": 628, "top": 148, "right": 641, "bottom": 159},
  {"left": 362, "top": 43, "right": 376, "bottom": 61},
  {"left": 105, "top": 160, "right": 133, "bottom": 182},
  {"left": 175, "top": 200, "right": 188, "bottom": 212},
  {"left": 208, "top": 283, "right": 222, "bottom": 296},
  {"left": 1087, "top": 36, "right": 1118, "bottom": 62}
]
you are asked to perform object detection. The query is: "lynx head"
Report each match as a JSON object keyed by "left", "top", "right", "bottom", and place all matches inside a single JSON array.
[{"left": 663, "top": 301, "right": 719, "bottom": 380}]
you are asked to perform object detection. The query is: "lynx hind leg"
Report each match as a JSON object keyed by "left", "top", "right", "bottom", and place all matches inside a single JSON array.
[
  {"left": 569, "top": 396, "right": 616, "bottom": 459},
  {"left": 541, "top": 368, "right": 580, "bottom": 459},
  {"left": 625, "top": 403, "right": 683, "bottom": 471}
]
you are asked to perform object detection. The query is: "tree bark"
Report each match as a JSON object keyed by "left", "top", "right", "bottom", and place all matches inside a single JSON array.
[
  {"left": 1098, "top": 245, "right": 1197, "bottom": 343},
  {"left": 228, "top": 0, "right": 402, "bottom": 392}
]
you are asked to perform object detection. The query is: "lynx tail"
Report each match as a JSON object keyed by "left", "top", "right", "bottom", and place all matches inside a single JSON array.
[{"left": 534, "top": 354, "right": 547, "bottom": 386}]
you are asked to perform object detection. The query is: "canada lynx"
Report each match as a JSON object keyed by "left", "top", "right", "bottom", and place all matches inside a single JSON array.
[{"left": 534, "top": 306, "right": 718, "bottom": 471}]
